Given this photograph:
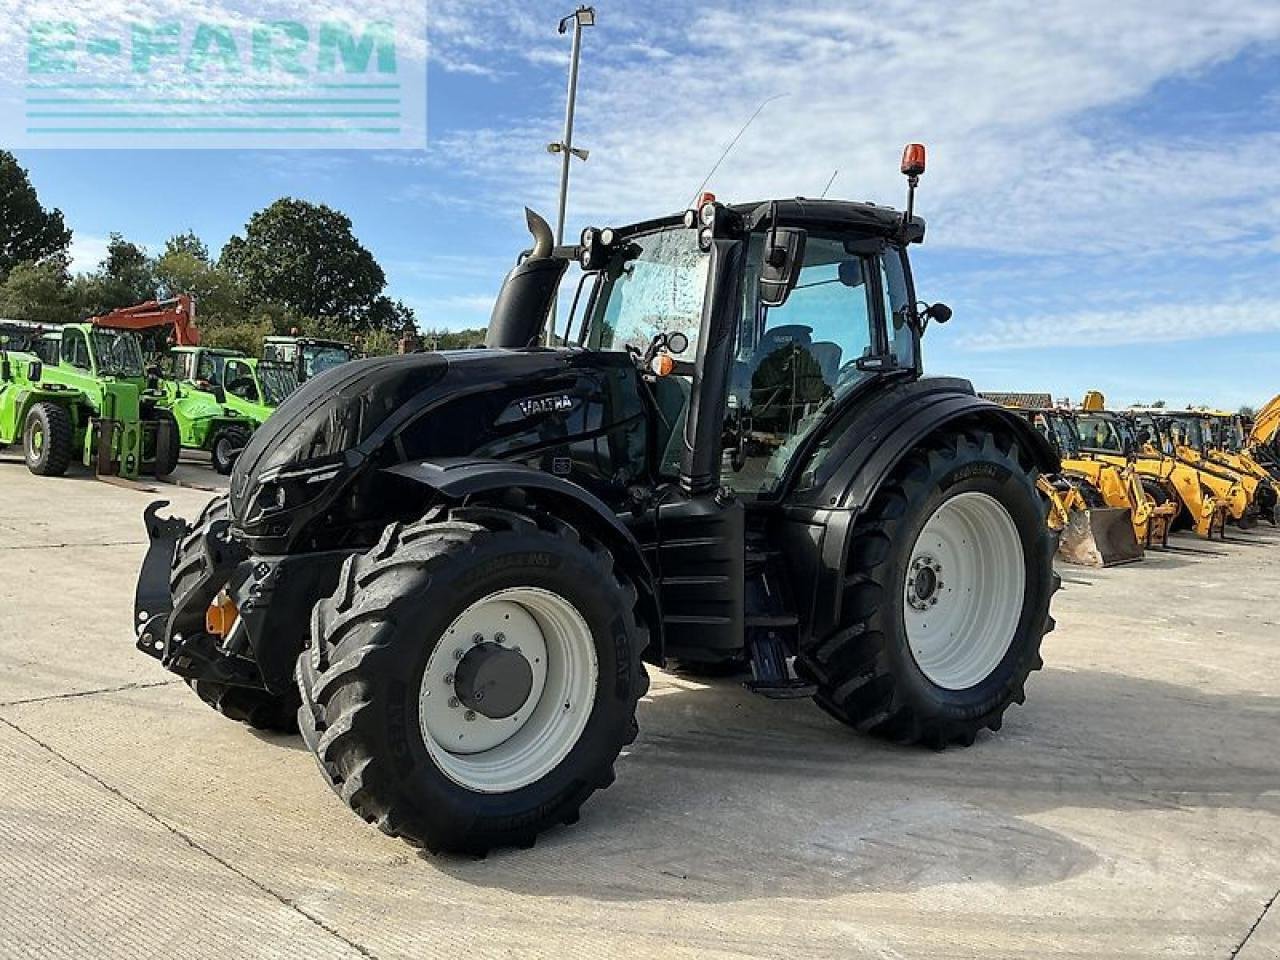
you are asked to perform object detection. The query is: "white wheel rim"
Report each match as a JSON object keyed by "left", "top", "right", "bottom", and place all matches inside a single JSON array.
[
  {"left": 904, "top": 491, "right": 1025, "bottom": 690},
  {"left": 418, "top": 587, "right": 597, "bottom": 793}
]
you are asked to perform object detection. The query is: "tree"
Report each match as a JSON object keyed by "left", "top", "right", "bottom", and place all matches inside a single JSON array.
[
  {"left": 368, "top": 295, "right": 417, "bottom": 332},
  {"left": 1239, "top": 405, "right": 1256, "bottom": 420},
  {"left": 70, "top": 234, "right": 157, "bottom": 316},
  {"left": 1151, "top": 399, "right": 1166, "bottom": 409},
  {"left": 0, "top": 152, "right": 72, "bottom": 280},
  {"left": 161, "top": 230, "right": 210, "bottom": 263},
  {"left": 220, "top": 199, "right": 388, "bottom": 328},
  {"left": 0, "top": 256, "right": 76, "bottom": 326},
  {"left": 154, "top": 247, "right": 243, "bottom": 325}
]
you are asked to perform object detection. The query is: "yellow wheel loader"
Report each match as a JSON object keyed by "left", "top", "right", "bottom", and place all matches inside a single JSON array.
[
  {"left": 1158, "top": 411, "right": 1272, "bottom": 528},
  {"left": 1200, "top": 410, "right": 1280, "bottom": 523},
  {"left": 1075, "top": 406, "right": 1230, "bottom": 540},
  {"left": 1249, "top": 394, "right": 1280, "bottom": 468},
  {"left": 1017, "top": 407, "right": 1147, "bottom": 565}
]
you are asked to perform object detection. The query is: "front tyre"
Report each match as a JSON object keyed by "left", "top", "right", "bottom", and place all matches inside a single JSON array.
[
  {"left": 210, "top": 425, "right": 251, "bottom": 475},
  {"left": 297, "top": 507, "right": 649, "bottom": 854},
  {"left": 24, "top": 402, "right": 73, "bottom": 476},
  {"left": 798, "top": 425, "right": 1057, "bottom": 747}
]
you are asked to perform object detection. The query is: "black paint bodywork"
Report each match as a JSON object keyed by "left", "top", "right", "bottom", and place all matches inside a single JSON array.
[{"left": 137, "top": 196, "right": 1056, "bottom": 696}]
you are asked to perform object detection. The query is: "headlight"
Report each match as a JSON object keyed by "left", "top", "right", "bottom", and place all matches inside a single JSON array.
[{"left": 253, "top": 458, "right": 344, "bottom": 516}]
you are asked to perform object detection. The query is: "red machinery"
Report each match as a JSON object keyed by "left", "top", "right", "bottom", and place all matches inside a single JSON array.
[{"left": 88, "top": 294, "right": 200, "bottom": 346}]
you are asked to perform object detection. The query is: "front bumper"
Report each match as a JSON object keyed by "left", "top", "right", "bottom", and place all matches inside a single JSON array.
[{"left": 133, "top": 500, "right": 349, "bottom": 693}]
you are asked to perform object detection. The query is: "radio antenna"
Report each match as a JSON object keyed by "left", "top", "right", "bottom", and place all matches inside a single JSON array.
[
  {"left": 819, "top": 169, "right": 839, "bottom": 199},
  {"left": 686, "top": 93, "right": 787, "bottom": 208}
]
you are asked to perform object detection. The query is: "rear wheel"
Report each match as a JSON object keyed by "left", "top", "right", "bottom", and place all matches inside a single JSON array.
[
  {"left": 211, "top": 425, "right": 250, "bottom": 475},
  {"left": 797, "top": 425, "right": 1056, "bottom": 747},
  {"left": 23, "top": 402, "right": 73, "bottom": 476},
  {"left": 151, "top": 411, "right": 180, "bottom": 477},
  {"left": 297, "top": 507, "right": 649, "bottom": 854}
]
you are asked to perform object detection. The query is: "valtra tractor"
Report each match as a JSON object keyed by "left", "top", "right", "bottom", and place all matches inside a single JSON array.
[{"left": 134, "top": 147, "right": 1059, "bottom": 853}]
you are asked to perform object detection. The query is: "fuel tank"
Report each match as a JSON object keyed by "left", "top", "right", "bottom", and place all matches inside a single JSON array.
[{"left": 229, "top": 347, "right": 650, "bottom": 549}]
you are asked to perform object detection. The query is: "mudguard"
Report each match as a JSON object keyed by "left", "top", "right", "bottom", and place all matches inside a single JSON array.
[
  {"left": 780, "top": 377, "right": 1058, "bottom": 648},
  {"left": 384, "top": 457, "right": 664, "bottom": 662}
]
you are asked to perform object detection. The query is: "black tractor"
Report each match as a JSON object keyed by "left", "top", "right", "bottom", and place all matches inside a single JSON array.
[{"left": 134, "top": 147, "right": 1059, "bottom": 854}]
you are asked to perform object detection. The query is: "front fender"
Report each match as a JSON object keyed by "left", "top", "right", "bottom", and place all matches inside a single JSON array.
[{"left": 385, "top": 457, "right": 664, "bottom": 662}]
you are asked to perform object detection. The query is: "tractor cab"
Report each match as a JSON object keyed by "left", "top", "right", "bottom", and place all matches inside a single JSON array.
[{"left": 262, "top": 335, "right": 356, "bottom": 382}]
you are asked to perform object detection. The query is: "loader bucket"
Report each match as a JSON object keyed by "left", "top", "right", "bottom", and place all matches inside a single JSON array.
[{"left": 1057, "top": 507, "right": 1143, "bottom": 567}]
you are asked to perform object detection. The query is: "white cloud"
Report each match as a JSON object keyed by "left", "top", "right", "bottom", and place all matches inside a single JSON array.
[
  {"left": 65, "top": 232, "right": 111, "bottom": 273},
  {"left": 957, "top": 298, "right": 1280, "bottom": 351},
  {"left": 426, "top": 0, "right": 1280, "bottom": 262}
]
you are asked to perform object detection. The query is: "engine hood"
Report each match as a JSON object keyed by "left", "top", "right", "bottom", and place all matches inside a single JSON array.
[{"left": 229, "top": 347, "right": 640, "bottom": 525}]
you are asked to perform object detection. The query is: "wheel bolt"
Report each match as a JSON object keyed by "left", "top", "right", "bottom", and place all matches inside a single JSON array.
[
  {"left": 464, "top": 710, "right": 476, "bottom": 722},
  {"left": 472, "top": 633, "right": 484, "bottom": 644},
  {"left": 454, "top": 648, "right": 465, "bottom": 661},
  {"left": 494, "top": 632, "right": 506, "bottom": 644},
  {"left": 443, "top": 673, "right": 454, "bottom": 685},
  {"left": 448, "top": 697, "right": 460, "bottom": 708}
]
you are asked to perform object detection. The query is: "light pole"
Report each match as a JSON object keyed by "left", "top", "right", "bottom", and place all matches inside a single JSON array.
[{"left": 549, "top": 6, "right": 595, "bottom": 249}]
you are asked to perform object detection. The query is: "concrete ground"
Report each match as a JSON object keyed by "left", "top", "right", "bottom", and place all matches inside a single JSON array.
[{"left": 0, "top": 457, "right": 1277, "bottom": 960}]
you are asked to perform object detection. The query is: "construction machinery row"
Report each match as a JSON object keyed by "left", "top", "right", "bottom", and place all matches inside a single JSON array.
[{"left": 984, "top": 391, "right": 1279, "bottom": 567}]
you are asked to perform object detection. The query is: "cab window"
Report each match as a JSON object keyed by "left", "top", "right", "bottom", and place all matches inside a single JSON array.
[
  {"left": 61, "top": 329, "right": 92, "bottom": 371},
  {"left": 722, "top": 234, "right": 879, "bottom": 495},
  {"left": 223, "top": 359, "right": 258, "bottom": 402}
]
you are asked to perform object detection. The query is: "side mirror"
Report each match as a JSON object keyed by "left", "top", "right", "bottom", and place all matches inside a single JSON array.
[
  {"left": 926, "top": 302, "right": 952, "bottom": 324},
  {"left": 759, "top": 227, "right": 807, "bottom": 308},
  {"left": 27, "top": 360, "right": 42, "bottom": 382}
]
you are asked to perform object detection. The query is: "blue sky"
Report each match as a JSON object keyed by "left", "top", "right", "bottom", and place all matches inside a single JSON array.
[{"left": 8, "top": 0, "right": 1280, "bottom": 409}]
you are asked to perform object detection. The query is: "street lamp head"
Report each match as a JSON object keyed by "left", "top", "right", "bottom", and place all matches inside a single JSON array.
[
  {"left": 559, "top": 5, "right": 595, "bottom": 32},
  {"left": 547, "top": 142, "right": 564, "bottom": 154}
]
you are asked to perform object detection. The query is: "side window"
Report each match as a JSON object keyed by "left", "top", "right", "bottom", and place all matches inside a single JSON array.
[
  {"left": 62, "top": 330, "right": 91, "bottom": 371},
  {"left": 723, "top": 236, "right": 878, "bottom": 496},
  {"left": 880, "top": 249, "right": 915, "bottom": 369},
  {"left": 224, "top": 360, "right": 258, "bottom": 401}
]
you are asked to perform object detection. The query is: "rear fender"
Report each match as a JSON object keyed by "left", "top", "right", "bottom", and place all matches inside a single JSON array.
[
  {"left": 385, "top": 458, "right": 663, "bottom": 663},
  {"left": 782, "top": 379, "right": 1058, "bottom": 648}
]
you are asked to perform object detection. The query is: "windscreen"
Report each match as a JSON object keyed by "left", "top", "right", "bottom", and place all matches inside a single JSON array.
[
  {"left": 586, "top": 227, "right": 710, "bottom": 357},
  {"left": 303, "top": 345, "right": 354, "bottom": 378},
  {"left": 90, "top": 329, "right": 145, "bottom": 377},
  {"left": 257, "top": 363, "right": 298, "bottom": 406}
]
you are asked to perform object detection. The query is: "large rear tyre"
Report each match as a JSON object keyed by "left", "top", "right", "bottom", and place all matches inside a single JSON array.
[
  {"left": 297, "top": 507, "right": 650, "bottom": 854},
  {"left": 23, "top": 402, "right": 72, "bottom": 477},
  {"left": 797, "top": 426, "right": 1057, "bottom": 747}
]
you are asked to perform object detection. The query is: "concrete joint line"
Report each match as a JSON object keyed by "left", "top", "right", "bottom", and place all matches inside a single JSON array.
[
  {"left": 1231, "top": 888, "right": 1280, "bottom": 959},
  {"left": 0, "top": 714, "right": 381, "bottom": 960},
  {"left": 0, "top": 679, "right": 178, "bottom": 708}
]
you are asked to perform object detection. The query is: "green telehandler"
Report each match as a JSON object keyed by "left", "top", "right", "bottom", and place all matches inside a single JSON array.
[
  {"left": 155, "top": 346, "right": 298, "bottom": 474},
  {"left": 0, "top": 323, "right": 176, "bottom": 479}
]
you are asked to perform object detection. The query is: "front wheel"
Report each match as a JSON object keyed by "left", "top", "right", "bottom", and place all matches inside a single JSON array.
[
  {"left": 24, "top": 402, "right": 73, "bottom": 476},
  {"left": 210, "top": 425, "right": 251, "bottom": 475},
  {"left": 297, "top": 506, "right": 649, "bottom": 854},
  {"left": 798, "top": 425, "right": 1057, "bottom": 747}
]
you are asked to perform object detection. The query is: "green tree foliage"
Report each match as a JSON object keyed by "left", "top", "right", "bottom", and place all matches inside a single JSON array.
[
  {"left": 220, "top": 198, "right": 390, "bottom": 328},
  {"left": 0, "top": 152, "right": 72, "bottom": 280},
  {"left": 1239, "top": 405, "right": 1256, "bottom": 420},
  {"left": 0, "top": 256, "right": 76, "bottom": 326},
  {"left": 420, "top": 327, "right": 488, "bottom": 350},
  {"left": 71, "top": 234, "right": 157, "bottom": 316}
]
